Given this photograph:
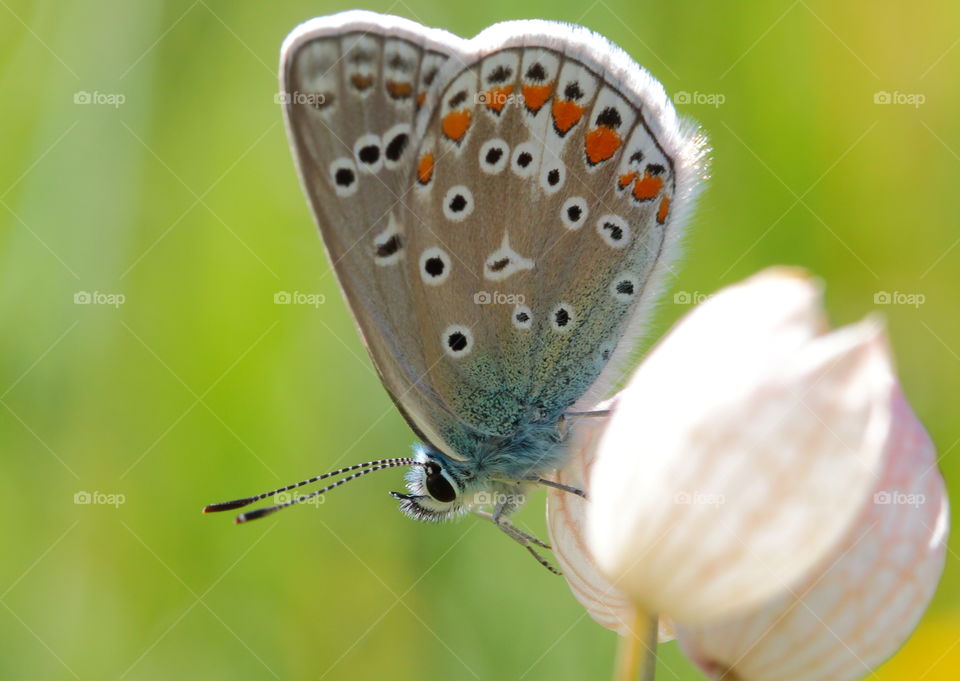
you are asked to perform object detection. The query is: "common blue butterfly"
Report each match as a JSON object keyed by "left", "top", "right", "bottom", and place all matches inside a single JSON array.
[{"left": 206, "top": 10, "right": 707, "bottom": 573}]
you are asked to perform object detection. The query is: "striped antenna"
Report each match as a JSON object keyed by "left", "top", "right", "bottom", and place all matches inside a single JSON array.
[
  {"left": 233, "top": 460, "right": 422, "bottom": 524},
  {"left": 203, "top": 457, "right": 420, "bottom": 515}
]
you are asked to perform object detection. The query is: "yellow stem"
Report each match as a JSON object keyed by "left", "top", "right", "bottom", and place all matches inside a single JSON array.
[{"left": 614, "top": 609, "right": 658, "bottom": 681}]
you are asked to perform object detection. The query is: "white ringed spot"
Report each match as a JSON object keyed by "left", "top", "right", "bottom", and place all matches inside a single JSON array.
[
  {"left": 510, "top": 141, "right": 538, "bottom": 178},
  {"left": 329, "top": 158, "right": 358, "bottom": 197},
  {"left": 442, "top": 185, "right": 474, "bottom": 222},
  {"left": 353, "top": 133, "right": 383, "bottom": 174},
  {"left": 479, "top": 138, "right": 510, "bottom": 174},
  {"left": 512, "top": 304, "right": 533, "bottom": 330},
  {"left": 551, "top": 302, "right": 575, "bottom": 332},
  {"left": 441, "top": 324, "right": 473, "bottom": 358},
  {"left": 484, "top": 232, "right": 534, "bottom": 281},
  {"left": 561, "top": 197, "right": 588, "bottom": 229},
  {"left": 383, "top": 123, "right": 412, "bottom": 171},
  {"left": 610, "top": 274, "right": 639, "bottom": 302},
  {"left": 372, "top": 214, "right": 403, "bottom": 266},
  {"left": 419, "top": 247, "right": 451, "bottom": 285},
  {"left": 539, "top": 162, "right": 565, "bottom": 194},
  {"left": 596, "top": 214, "right": 630, "bottom": 248}
]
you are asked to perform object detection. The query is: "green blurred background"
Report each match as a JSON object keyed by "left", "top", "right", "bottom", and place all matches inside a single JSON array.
[{"left": 0, "top": 0, "right": 957, "bottom": 678}]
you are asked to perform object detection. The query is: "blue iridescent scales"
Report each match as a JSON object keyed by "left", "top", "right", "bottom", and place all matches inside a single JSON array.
[{"left": 206, "top": 10, "right": 707, "bottom": 574}]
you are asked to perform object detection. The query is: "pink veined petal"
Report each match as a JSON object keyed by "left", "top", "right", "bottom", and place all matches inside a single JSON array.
[
  {"left": 586, "top": 274, "right": 892, "bottom": 624},
  {"left": 676, "top": 384, "right": 949, "bottom": 681}
]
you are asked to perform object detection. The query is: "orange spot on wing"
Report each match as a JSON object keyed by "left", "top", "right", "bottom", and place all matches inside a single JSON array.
[
  {"left": 416, "top": 91, "right": 427, "bottom": 109},
  {"left": 552, "top": 100, "right": 584, "bottom": 133},
  {"left": 484, "top": 85, "right": 513, "bottom": 112},
  {"left": 618, "top": 172, "right": 637, "bottom": 189},
  {"left": 584, "top": 127, "right": 621, "bottom": 165},
  {"left": 386, "top": 81, "right": 413, "bottom": 99},
  {"left": 657, "top": 196, "right": 671, "bottom": 224},
  {"left": 632, "top": 171, "right": 664, "bottom": 201},
  {"left": 417, "top": 153, "right": 434, "bottom": 184},
  {"left": 441, "top": 110, "right": 472, "bottom": 142},
  {"left": 350, "top": 74, "right": 374, "bottom": 90},
  {"left": 522, "top": 84, "right": 553, "bottom": 112}
]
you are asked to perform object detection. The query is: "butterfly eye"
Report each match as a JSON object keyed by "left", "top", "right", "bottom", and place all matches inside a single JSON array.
[{"left": 424, "top": 463, "right": 458, "bottom": 503}]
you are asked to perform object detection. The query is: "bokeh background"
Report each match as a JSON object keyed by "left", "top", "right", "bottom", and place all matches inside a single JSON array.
[{"left": 0, "top": 0, "right": 957, "bottom": 678}]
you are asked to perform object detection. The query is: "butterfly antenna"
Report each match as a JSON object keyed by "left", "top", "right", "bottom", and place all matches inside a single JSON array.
[
  {"left": 234, "top": 460, "right": 422, "bottom": 524},
  {"left": 203, "top": 457, "right": 419, "bottom": 514}
]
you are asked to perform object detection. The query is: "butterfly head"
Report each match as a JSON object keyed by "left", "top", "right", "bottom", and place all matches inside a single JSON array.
[
  {"left": 391, "top": 443, "right": 534, "bottom": 522},
  {"left": 391, "top": 444, "right": 470, "bottom": 521}
]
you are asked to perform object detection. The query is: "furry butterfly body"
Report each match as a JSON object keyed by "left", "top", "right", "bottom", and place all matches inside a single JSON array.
[{"left": 207, "top": 11, "right": 706, "bottom": 569}]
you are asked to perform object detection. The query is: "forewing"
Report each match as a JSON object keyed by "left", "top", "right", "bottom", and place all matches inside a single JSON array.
[{"left": 281, "top": 11, "right": 470, "bottom": 451}]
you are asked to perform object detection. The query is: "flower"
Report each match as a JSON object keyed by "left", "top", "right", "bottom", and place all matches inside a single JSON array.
[{"left": 546, "top": 268, "right": 948, "bottom": 678}]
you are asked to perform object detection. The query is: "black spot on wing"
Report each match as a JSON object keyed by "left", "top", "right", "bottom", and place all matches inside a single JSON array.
[
  {"left": 525, "top": 63, "right": 546, "bottom": 82},
  {"left": 375, "top": 235, "right": 402, "bottom": 258},
  {"left": 487, "top": 65, "right": 512, "bottom": 84},
  {"left": 595, "top": 107, "right": 622, "bottom": 128},
  {"left": 385, "top": 133, "right": 409, "bottom": 162},
  {"left": 564, "top": 82, "right": 584, "bottom": 100}
]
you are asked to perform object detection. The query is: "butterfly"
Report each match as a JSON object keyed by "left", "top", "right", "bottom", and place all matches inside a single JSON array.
[{"left": 205, "top": 10, "right": 707, "bottom": 573}]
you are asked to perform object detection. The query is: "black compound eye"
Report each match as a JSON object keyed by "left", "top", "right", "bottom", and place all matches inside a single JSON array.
[{"left": 424, "top": 463, "right": 457, "bottom": 502}]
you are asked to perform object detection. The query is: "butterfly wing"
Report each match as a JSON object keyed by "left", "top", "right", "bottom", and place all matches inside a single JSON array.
[
  {"left": 282, "top": 14, "right": 707, "bottom": 459},
  {"left": 281, "top": 11, "right": 472, "bottom": 453},
  {"left": 401, "top": 22, "right": 708, "bottom": 437}
]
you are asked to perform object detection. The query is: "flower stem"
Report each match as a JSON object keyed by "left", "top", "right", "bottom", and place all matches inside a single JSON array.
[{"left": 614, "top": 609, "right": 658, "bottom": 681}]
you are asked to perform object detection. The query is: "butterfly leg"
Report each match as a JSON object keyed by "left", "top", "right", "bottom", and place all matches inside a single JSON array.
[
  {"left": 478, "top": 510, "right": 551, "bottom": 548},
  {"left": 565, "top": 409, "right": 612, "bottom": 418},
  {"left": 525, "top": 477, "right": 587, "bottom": 498},
  {"left": 475, "top": 509, "right": 561, "bottom": 575}
]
